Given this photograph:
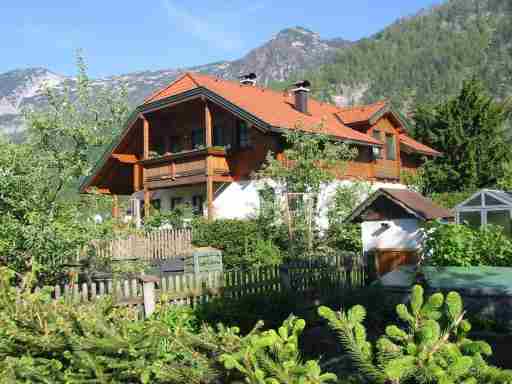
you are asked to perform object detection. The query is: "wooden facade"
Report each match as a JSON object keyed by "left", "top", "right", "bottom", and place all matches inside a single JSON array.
[{"left": 82, "top": 72, "right": 439, "bottom": 220}]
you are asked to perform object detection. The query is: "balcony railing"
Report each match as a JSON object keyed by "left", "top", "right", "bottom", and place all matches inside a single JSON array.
[{"left": 141, "top": 147, "right": 230, "bottom": 187}]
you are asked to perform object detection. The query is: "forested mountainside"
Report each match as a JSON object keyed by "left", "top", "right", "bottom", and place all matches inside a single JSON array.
[{"left": 282, "top": 0, "right": 512, "bottom": 112}]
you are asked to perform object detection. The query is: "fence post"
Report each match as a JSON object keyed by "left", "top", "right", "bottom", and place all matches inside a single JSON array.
[
  {"left": 279, "top": 264, "right": 291, "bottom": 291},
  {"left": 139, "top": 275, "right": 159, "bottom": 319}
]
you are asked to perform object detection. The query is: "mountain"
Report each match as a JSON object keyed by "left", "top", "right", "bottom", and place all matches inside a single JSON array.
[
  {"left": 284, "top": 0, "right": 512, "bottom": 111},
  {"left": 0, "top": 27, "right": 349, "bottom": 135}
]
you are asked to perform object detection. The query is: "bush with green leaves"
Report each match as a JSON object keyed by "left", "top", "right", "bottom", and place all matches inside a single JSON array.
[
  {"left": 319, "top": 285, "right": 512, "bottom": 384},
  {"left": 424, "top": 222, "right": 512, "bottom": 267},
  {"left": 192, "top": 218, "right": 284, "bottom": 268},
  {"left": 144, "top": 204, "right": 193, "bottom": 231}
]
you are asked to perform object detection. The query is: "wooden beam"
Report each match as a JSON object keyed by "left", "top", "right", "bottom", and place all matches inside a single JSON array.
[
  {"left": 112, "top": 195, "right": 120, "bottom": 219},
  {"left": 142, "top": 114, "right": 149, "bottom": 160},
  {"left": 204, "top": 100, "right": 212, "bottom": 147},
  {"left": 164, "top": 135, "right": 171, "bottom": 154},
  {"left": 112, "top": 154, "right": 138, "bottom": 164},
  {"left": 85, "top": 187, "right": 111, "bottom": 194},
  {"left": 206, "top": 177, "right": 214, "bottom": 220},
  {"left": 133, "top": 163, "right": 141, "bottom": 191},
  {"left": 144, "top": 187, "right": 151, "bottom": 219}
]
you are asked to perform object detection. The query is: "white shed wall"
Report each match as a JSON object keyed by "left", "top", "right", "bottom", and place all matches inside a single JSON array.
[{"left": 361, "top": 219, "right": 424, "bottom": 253}]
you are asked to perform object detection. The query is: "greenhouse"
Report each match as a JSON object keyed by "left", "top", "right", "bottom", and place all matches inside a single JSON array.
[{"left": 455, "top": 189, "right": 512, "bottom": 235}]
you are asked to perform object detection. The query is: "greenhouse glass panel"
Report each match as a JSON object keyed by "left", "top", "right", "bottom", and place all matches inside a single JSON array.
[
  {"left": 487, "top": 210, "right": 512, "bottom": 236},
  {"left": 484, "top": 194, "right": 506, "bottom": 207},
  {"left": 459, "top": 211, "right": 482, "bottom": 229},
  {"left": 464, "top": 194, "right": 482, "bottom": 207}
]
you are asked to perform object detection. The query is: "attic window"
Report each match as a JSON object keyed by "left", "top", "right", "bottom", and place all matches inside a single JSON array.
[
  {"left": 372, "top": 130, "right": 383, "bottom": 159},
  {"left": 385, "top": 134, "right": 396, "bottom": 160}
]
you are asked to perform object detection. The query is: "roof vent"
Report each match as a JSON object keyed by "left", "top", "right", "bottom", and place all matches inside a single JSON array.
[
  {"left": 239, "top": 73, "right": 257, "bottom": 86},
  {"left": 292, "top": 80, "right": 311, "bottom": 114}
]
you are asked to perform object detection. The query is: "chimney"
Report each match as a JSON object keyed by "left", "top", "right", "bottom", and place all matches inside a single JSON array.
[
  {"left": 239, "top": 73, "right": 257, "bottom": 86},
  {"left": 292, "top": 80, "right": 311, "bottom": 114}
]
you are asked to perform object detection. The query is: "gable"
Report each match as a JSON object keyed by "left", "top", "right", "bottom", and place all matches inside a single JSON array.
[{"left": 358, "top": 195, "right": 417, "bottom": 221}]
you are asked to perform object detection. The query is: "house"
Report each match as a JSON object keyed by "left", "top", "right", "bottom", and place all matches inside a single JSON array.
[
  {"left": 80, "top": 72, "right": 440, "bottom": 222},
  {"left": 346, "top": 188, "right": 453, "bottom": 275},
  {"left": 455, "top": 189, "right": 512, "bottom": 236}
]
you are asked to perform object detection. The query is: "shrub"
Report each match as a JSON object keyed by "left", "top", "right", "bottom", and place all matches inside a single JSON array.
[
  {"left": 192, "top": 218, "right": 285, "bottom": 268},
  {"left": 219, "top": 316, "right": 337, "bottom": 384},
  {"left": 144, "top": 204, "right": 193, "bottom": 231},
  {"left": 326, "top": 224, "right": 362, "bottom": 255},
  {"left": 424, "top": 222, "right": 512, "bottom": 267},
  {"left": 319, "top": 285, "right": 512, "bottom": 384}
]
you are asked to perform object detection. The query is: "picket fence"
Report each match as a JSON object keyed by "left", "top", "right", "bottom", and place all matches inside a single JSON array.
[
  {"left": 52, "top": 255, "right": 366, "bottom": 317},
  {"left": 89, "top": 228, "right": 193, "bottom": 262}
]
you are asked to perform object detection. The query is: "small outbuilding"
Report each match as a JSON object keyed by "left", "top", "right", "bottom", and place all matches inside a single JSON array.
[
  {"left": 346, "top": 188, "right": 453, "bottom": 275},
  {"left": 455, "top": 189, "right": 512, "bottom": 236}
]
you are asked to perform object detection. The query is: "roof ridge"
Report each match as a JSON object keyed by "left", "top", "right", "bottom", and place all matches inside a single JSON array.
[
  {"left": 144, "top": 72, "right": 193, "bottom": 103},
  {"left": 181, "top": 71, "right": 345, "bottom": 111},
  {"left": 184, "top": 71, "right": 202, "bottom": 87},
  {"left": 336, "top": 99, "right": 388, "bottom": 112}
]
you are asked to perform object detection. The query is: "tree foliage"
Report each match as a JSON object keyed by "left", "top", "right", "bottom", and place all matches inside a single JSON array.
[
  {"left": 319, "top": 285, "right": 512, "bottom": 384},
  {"left": 279, "top": 0, "right": 511, "bottom": 112},
  {"left": 0, "top": 56, "right": 130, "bottom": 283},
  {"left": 408, "top": 78, "right": 512, "bottom": 194}
]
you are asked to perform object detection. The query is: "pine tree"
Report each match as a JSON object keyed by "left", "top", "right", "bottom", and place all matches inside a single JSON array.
[
  {"left": 411, "top": 78, "right": 512, "bottom": 194},
  {"left": 319, "top": 285, "right": 512, "bottom": 384}
]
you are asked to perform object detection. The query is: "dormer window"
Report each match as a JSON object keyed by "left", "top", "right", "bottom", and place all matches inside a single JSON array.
[
  {"left": 372, "top": 130, "right": 383, "bottom": 159},
  {"left": 385, "top": 133, "right": 396, "bottom": 160}
]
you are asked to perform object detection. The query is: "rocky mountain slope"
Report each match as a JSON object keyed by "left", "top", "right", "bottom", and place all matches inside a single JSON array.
[{"left": 0, "top": 27, "right": 349, "bottom": 135}]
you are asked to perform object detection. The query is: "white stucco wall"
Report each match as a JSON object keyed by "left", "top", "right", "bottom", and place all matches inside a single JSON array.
[
  {"left": 131, "top": 179, "right": 407, "bottom": 223},
  {"left": 213, "top": 181, "right": 261, "bottom": 219},
  {"left": 361, "top": 219, "right": 424, "bottom": 253}
]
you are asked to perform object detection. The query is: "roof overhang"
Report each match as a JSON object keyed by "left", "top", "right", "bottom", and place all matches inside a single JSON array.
[
  {"left": 80, "top": 87, "right": 383, "bottom": 193},
  {"left": 368, "top": 104, "right": 411, "bottom": 132},
  {"left": 345, "top": 189, "right": 426, "bottom": 224}
]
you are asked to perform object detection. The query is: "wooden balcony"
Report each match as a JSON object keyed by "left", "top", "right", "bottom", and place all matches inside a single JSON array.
[
  {"left": 374, "top": 166, "right": 400, "bottom": 180},
  {"left": 141, "top": 147, "right": 231, "bottom": 189}
]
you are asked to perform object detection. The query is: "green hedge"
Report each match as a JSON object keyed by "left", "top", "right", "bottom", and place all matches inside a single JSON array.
[
  {"left": 424, "top": 222, "right": 512, "bottom": 267},
  {"left": 192, "top": 219, "right": 285, "bottom": 269}
]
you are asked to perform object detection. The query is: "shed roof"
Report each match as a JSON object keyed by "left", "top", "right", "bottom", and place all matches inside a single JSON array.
[{"left": 346, "top": 188, "right": 454, "bottom": 223}]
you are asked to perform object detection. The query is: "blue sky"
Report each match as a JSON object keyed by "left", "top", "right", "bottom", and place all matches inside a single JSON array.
[{"left": 2, "top": 0, "right": 439, "bottom": 78}]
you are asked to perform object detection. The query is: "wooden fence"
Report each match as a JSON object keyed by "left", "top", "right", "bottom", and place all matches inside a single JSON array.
[
  {"left": 52, "top": 254, "right": 366, "bottom": 318},
  {"left": 89, "top": 228, "right": 193, "bottom": 262}
]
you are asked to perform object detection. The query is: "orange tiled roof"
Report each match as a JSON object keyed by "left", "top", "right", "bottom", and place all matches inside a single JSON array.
[
  {"left": 399, "top": 134, "right": 441, "bottom": 156},
  {"left": 144, "top": 72, "right": 382, "bottom": 146},
  {"left": 336, "top": 101, "right": 388, "bottom": 125}
]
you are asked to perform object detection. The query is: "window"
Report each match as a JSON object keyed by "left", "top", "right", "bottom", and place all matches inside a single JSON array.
[
  {"left": 191, "top": 128, "right": 204, "bottom": 148},
  {"left": 372, "top": 130, "right": 383, "bottom": 158},
  {"left": 238, "top": 121, "right": 251, "bottom": 148},
  {"left": 192, "top": 195, "right": 204, "bottom": 216},
  {"left": 171, "top": 197, "right": 183, "bottom": 210},
  {"left": 213, "top": 125, "right": 224, "bottom": 146},
  {"left": 385, "top": 133, "right": 396, "bottom": 160}
]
